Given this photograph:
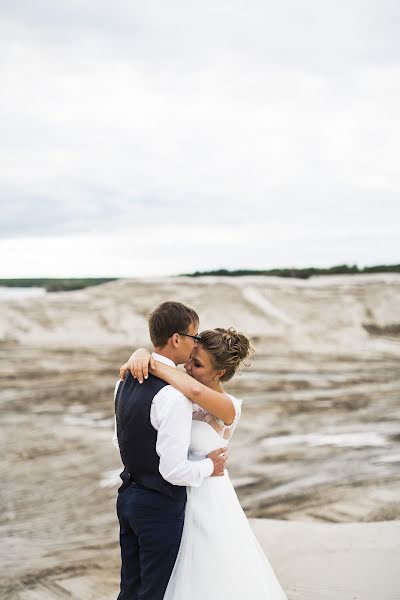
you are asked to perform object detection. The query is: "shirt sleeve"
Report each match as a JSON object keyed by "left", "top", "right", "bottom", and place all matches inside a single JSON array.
[
  {"left": 112, "top": 379, "right": 121, "bottom": 450},
  {"left": 153, "top": 386, "right": 214, "bottom": 487}
]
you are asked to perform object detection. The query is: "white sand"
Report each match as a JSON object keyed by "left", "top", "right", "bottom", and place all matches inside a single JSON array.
[
  {"left": 9, "top": 518, "right": 399, "bottom": 599},
  {"left": 251, "top": 518, "right": 400, "bottom": 600},
  {"left": 1, "top": 274, "right": 399, "bottom": 598},
  {"left": 1, "top": 274, "right": 400, "bottom": 356}
]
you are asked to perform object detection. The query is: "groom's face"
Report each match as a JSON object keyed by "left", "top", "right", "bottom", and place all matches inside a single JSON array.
[{"left": 176, "top": 320, "right": 200, "bottom": 364}]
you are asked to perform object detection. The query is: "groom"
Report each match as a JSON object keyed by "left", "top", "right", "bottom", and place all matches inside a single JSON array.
[{"left": 113, "top": 301, "right": 228, "bottom": 600}]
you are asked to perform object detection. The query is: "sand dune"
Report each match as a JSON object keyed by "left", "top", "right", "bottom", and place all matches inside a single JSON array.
[
  {"left": 1, "top": 274, "right": 399, "bottom": 598},
  {"left": 1, "top": 273, "right": 400, "bottom": 355},
  {"left": 252, "top": 518, "right": 400, "bottom": 600},
  {"left": 2, "top": 515, "right": 398, "bottom": 599}
]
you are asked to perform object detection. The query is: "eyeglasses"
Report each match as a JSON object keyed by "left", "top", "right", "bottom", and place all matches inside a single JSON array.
[{"left": 177, "top": 332, "right": 202, "bottom": 342}]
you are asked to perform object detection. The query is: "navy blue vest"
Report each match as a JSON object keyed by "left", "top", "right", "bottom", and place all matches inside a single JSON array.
[{"left": 115, "top": 372, "right": 187, "bottom": 502}]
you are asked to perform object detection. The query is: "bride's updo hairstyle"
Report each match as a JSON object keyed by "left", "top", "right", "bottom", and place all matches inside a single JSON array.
[{"left": 199, "top": 327, "right": 255, "bottom": 382}]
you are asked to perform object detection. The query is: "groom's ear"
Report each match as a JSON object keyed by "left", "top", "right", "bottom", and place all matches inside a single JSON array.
[{"left": 171, "top": 333, "right": 180, "bottom": 347}]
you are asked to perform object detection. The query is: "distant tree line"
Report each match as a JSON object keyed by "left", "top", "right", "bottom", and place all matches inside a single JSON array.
[
  {"left": 181, "top": 264, "right": 400, "bottom": 279},
  {"left": 1, "top": 265, "right": 399, "bottom": 291},
  {"left": 0, "top": 278, "right": 118, "bottom": 292}
]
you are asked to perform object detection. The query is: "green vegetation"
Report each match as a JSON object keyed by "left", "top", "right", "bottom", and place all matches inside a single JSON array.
[
  {"left": 0, "top": 278, "right": 118, "bottom": 292},
  {"left": 181, "top": 264, "right": 400, "bottom": 279},
  {"left": 1, "top": 264, "right": 399, "bottom": 291}
]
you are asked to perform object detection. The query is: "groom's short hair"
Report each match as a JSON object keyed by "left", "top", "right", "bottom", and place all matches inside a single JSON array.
[{"left": 148, "top": 301, "right": 199, "bottom": 348}]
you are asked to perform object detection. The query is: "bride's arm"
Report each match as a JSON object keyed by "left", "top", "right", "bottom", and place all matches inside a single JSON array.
[
  {"left": 119, "top": 349, "right": 236, "bottom": 425},
  {"left": 152, "top": 361, "right": 236, "bottom": 426},
  {"left": 119, "top": 348, "right": 156, "bottom": 381}
]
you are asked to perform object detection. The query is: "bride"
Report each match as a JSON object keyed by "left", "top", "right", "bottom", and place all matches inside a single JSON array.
[{"left": 120, "top": 327, "right": 288, "bottom": 600}]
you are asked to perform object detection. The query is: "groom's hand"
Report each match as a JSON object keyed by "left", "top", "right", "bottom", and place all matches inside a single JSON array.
[{"left": 207, "top": 447, "right": 228, "bottom": 477}]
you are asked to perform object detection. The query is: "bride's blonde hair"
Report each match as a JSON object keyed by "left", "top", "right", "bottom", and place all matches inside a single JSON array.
[{"left": 199, "top": 327, "right": 255, "bottom": 381}]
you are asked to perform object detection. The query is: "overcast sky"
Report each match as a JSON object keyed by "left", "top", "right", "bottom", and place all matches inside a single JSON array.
[{"left": 0, "top": 1, "right": 399, "bottom": 277}]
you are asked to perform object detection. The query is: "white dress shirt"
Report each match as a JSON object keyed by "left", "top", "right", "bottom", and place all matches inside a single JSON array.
[{"left": 113, "top": 352, "right": 214, "bottom": 487}]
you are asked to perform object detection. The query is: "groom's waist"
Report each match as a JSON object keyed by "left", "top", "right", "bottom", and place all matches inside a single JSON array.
[
  {"left": 119, "top": 473, "right": 159, "bottom": 495},
  {"left": 118, "top": 469, "right": 158, "bottom": 490},
  {"left": 118, "top": 469, "right": 187, "bottom": 501}
]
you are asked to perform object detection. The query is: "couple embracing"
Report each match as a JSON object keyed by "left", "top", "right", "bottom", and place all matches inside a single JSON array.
[{"left": 113, "top": 301, "right": 288, "bottom": 600}]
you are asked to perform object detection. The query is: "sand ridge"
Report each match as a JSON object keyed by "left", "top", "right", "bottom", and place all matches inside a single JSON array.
[
  {"left": 1, "top": 274, "right": 399, "bottom": 598},
  {"left": 1, "top": 273, "right": 400, "bottom": 354}
]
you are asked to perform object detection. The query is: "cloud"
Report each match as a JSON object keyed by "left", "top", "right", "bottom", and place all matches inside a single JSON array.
[
  {"left": 0, "top": 1, "right": 399, "bottom": 272},
  {"left": 1, "top": 221, "right": 398, "bottom": 278}
]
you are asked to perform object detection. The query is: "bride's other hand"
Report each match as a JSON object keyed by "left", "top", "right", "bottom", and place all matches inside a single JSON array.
[{"left": 119, "top": 348, "right": 155, "bottom": 382}]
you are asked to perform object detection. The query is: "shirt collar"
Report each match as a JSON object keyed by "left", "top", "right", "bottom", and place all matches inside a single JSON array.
[{"left": 152, "top": 351, "right": 176, "bottom": 368}]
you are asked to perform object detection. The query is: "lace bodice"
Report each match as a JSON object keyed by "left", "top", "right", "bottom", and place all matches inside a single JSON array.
[
  {"left": 188, "top": 394, "right": 241, "bottom": 460},
  {"left": 191, "top": 394, "right": 242, "bottom": 442}
]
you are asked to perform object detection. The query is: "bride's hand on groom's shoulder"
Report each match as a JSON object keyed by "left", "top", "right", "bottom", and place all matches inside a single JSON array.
[{"left": 119, "top": 348, "right": 154, "bottom": 382}]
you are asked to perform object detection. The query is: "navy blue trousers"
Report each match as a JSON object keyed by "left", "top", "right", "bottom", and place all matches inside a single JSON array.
[{"left": 116, "top": 485, "right": 186, "bottom": 600}]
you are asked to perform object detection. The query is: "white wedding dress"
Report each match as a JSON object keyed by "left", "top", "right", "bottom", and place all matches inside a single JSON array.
[{"left": 164, "top": 396, "right": 288, "bottom": 600}]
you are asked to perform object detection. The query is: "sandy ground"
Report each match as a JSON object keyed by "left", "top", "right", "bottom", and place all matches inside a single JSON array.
[
  {"left": 252, "top": 519, "right": 400, "bottom": 600},
  {"left": 2, "top": 517, "right": 399, "bottom": 599},
  {"left": 1, "top": 274, "right": 399, "bottom": 598}
]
